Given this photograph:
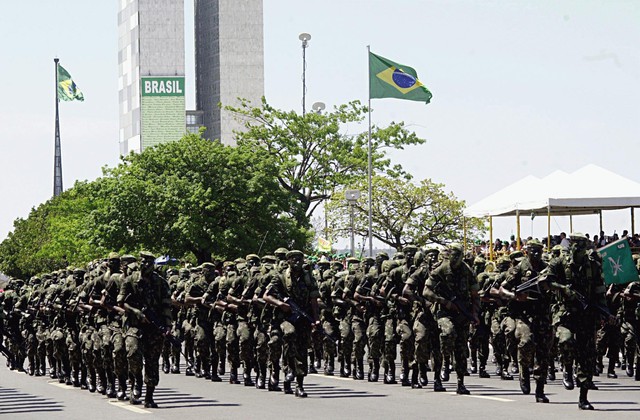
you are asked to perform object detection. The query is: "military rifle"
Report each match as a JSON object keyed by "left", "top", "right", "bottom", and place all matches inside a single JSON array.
[
  {"left": 513, "top": 274, "right": 551, "bottom": 295},
  {"left": 141, "top": 305, "right": 194, "bottom": 370},
  {"left": 433, "top": 281, "right": 478, "bottom": 324},
  {"left": 568, "top": 286, "right": 614, "bottom": 320},
  {"left": 277, "top": 294, "right": 337, "bottom": 345}
]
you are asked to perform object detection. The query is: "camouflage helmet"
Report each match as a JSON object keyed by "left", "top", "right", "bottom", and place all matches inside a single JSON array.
[{"left": 274, "top": 247, "right": 289, "bottom": 257}]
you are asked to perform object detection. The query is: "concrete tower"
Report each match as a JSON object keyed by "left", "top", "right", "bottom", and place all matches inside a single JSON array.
[{"left": 194, "top": 0, "right": 264, "bottom": 145}]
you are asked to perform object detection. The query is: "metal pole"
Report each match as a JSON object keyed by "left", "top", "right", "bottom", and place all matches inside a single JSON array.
[
  {"left": 599, "top": 210, "right": 603, "bottom": 235},
  {"left": 516, "top": 209, "right": 521, "bottom": 250},
  {"left": 463, "top": 216, "right": 467, "bottom": 253},
  {"left": 631, "top": 207, "right": 635, "bottom": 236},
  {"left": 569, "top": 214, "right": 573, "bottom": 233},
  {"left": 489, "top": 216, "right": 494, "bottom": 261},
  {"left": 547, "top": 205, "right": 551, "bottom": 250},
  {"left": 367, "top": 45, "right": 373, "bottom": 257},
  {"left": 350, "top": 203, "right": 355, "bottom": 257},
  {"left": 53, "top": 58, "right": 63, "bottom": 197}
]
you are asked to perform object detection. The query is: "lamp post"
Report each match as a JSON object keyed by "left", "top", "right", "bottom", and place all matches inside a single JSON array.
[
  {"left": 299, "top": 33, "right": 311, "bottom": 116},
  {"left": 312, "top": 101, "right": 327, "bottom": 237},
  {"left": 345, "top": 189, "right": 361, "bottom": 257}
]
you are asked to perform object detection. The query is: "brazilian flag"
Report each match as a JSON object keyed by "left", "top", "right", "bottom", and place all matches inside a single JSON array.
[
  {"left": 57, "top": 64, "right": 84, "bottom": 102},
  {"left": 369, "top": 52, "right": 432, "bottom": 103}
]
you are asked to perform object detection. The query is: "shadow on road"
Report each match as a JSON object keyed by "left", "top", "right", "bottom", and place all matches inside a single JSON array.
[
  {"left": 151, "top": 387, "right": 240, "bottom": 409},
  {"left": 304, "top": 383, "right": 387, "bottom": 399},
  {"left": 0, "top": 386, "right": 64, "bottom": 415}
]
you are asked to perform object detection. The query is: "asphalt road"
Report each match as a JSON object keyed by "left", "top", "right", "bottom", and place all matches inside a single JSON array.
[{"left": 1, "top": 364, "right": 639, "bottom": 419}]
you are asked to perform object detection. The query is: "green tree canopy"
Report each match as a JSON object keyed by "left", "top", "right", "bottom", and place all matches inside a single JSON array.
[
  {"left": 326, "top": 175, "right": 485, "bottom": 250},
  {"left": 89, "top": 133, "right": 305, "bottom": 263},
  {"left": 226, "top": 98, "right": 425, "bottom": 226}
]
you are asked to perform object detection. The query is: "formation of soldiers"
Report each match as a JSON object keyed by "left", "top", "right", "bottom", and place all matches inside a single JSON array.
[{"left": 1, "top": 235, "right": 639, "bottom": 411}]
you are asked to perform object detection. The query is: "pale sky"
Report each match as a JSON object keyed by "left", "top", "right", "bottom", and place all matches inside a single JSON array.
[{"left": 1, "top": 0, "right": 639, "bottom": 245}]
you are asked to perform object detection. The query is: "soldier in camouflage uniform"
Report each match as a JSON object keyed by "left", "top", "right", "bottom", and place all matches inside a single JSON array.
[
  {"left": 487, "top": 256, "right": 514, "bottom": 380},
  {"left": 264, "top": 250, "right": 321, "bottom": 398},
  {"left": 424, "top": 243, "right": 480, "bottom": 395},
  {"left": 622, "top": 280, "right": 640, "bottom": 380},
  {"left": 469, "top": 256, "right": 491, "bottom": 378},
  {"left": 118, "top": 251, "right": 172, "bottom": 408},
  {"left": 344, "top": 257, "right": 367, "bottom": 380},
  {"left": 404, "top": 249, "right": 443, "bottom": 390},
  {"left": 354, "top": 253, "right": 388, "bottom": 382},
  {"left": 500, "top": 239, "right": 552, "bottom": 403}
]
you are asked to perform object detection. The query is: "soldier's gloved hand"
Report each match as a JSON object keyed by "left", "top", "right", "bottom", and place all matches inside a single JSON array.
[{"left": 564, "top": 287, "right": 576, "bottom": 300}]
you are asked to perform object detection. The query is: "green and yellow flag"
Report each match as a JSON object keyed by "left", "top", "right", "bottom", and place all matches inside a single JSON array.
[
  {"left": 369, "top": 52, "right": 432, "bottom": 103},
  {"left": 57, "top": 64, "right": 84, "bottom": 102},
  {"left": 597, "top": 238, "right": 639, "bottom": 285},
  {"left": 318, "top": 237, "right": 332, "bottom": 253}
]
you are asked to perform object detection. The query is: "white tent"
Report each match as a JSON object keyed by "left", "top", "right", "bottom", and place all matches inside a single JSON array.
[
  {"left": 466, "top": 165, "right": 640, "bottom": 217},
  {"left": 464, "top": 164, "right": 640, "bottom": 254}
]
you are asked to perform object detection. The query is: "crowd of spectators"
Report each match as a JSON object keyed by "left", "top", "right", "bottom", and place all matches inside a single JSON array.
[{"left": 472, "top": 229, "right": 640, "bottom": 258}]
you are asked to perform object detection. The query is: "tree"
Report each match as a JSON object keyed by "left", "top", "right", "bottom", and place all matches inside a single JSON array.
[
  {"left": 325, "top": 175, "right": 485, "bottom": 250},
  {"left": 88, "top": 133, "right": 305, "bottom": 263},
  {"left": 0, "top": 180, "right": 105, "bottom": 278},
  {"left": 225, "top": 98, "right": 425, "bottom": 227}
]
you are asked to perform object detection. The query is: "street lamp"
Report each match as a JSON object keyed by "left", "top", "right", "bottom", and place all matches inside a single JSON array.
[
  {"left": 345, "top": 189, "right": 361, "bottom": 257},
  {"left": 299, "top": 33, "right": 311, "bottom": 116}
]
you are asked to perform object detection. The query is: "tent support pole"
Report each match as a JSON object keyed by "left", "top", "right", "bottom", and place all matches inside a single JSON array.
[
  {"left": 516, "top": 210, "right": 521, "bottom": 250},
  {"left": 570, "top": 214, "right": 573, "bottom": 233},
  {"left": 463, "top": 216, "right": 467, "bottom": 253},
  {"left": 489, "top": 216, "right": 494, "bottom": 261},
  {"left": 547, "top": 205, "right": 551, "bottom": 250},
  {"left": 599, "top": 210, "right": 603, "bottom": 235},
  {"left": 632, "top": 207, "right": 635, "bottom": 236}
]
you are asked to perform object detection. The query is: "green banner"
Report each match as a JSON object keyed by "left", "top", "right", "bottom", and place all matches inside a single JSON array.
[
  {"left": 141, "top": 77, "right": 185, "bottom": 97},
  {"left": 597, "top": 238, "right": 639, "bottom": 285}
]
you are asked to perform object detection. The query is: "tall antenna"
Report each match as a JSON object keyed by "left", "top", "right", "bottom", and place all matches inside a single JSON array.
[{"left": 53, "top": 58, "right": 63, "bottom": 197}]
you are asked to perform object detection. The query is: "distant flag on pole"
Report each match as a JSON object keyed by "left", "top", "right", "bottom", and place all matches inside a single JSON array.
[
  {"left": 369, "top": 52, "right": 432, "bottom": 103},
  {"left": 597, "top": 238, "right": 639, "bottom": 285},
  {"left": 57, "top": 64, "right": 84, "bottom": 101},
  {"left": 318, "top": 237, "right": 332, "bottom": 253}
]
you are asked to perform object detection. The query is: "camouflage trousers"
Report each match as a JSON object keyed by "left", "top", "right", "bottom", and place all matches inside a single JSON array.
[
  {"left": 194, "top": 320, "right": 215, "bottom": 374},
  {"left": 351, "top": 316, "right": 367, "bottom": 363},
  {"left": 366, "top": 315, "right": 383, "bottom": 362},
  {"left": 225, "top": 322, "right": 240, "bottom": 369},
  {"left": 237, "top": 320, "right": 253, "bottom": 371},
  {"left": 596, "top": 321, "right": 621, "bottom": 363},
  {"left": 267, "top": 322, "right": 283, "bottom": 371},
  {"left": 281, "top": 318, "right": 311, "bottom": 378},
  {"left": 515, "top": 316, "right": 552, "bottom": 382},
  {"left": 622, "top": 320, "right": 640, "bottom": 370},
  {"left": 338, "top": 316, "right": 353, "bottom": 364},
  {"left": 557, "top": 313, "right": 598, "bottom": 386},
  {"left": 322, "top": 317, "right": 338, "bottom": 360},
  {"left": 436, "top": 316, "right": 470, "bottom": 378},
  {"left": 413, "top": 311, "right": 439, "bottom": 368},
  {"left": 124, "top": 326, "right": 164, "bottom": 387},
  {"left": 213, "top": 322, "right": 226, "bottom": 370},
  {"left": 383, "top": 316, "right": 398, "bottom": 368}
]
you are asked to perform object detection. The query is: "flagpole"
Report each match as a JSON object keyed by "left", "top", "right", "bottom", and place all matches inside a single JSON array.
[
  {"left": 53, "top": 58, "right": 63, "bottom": 197},
  {"left": 367, "top": 45, "right": 373, "bottom": 257}
]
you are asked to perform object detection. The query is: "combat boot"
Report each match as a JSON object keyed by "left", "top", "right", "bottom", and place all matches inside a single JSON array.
[
  {"left": 257, "top": 363, "right": 267, "bottom": 389},
  {"left": 106, "top": 371, "right": 117, "bottom": 398},
  {"left": 268, "top": 366, "right": 281, "bottom": 392},
  {"left": 217, "top": 359, "right": 225, "bottom": 376},
  {"left": 283, "top": 379, "right": 294, "bottom": 395},
  {"left": 400, "top": 360, "right": 411, "bottom": 387},
  {"left": 80, "top": 368, "right": 87, "bottom": 390},
  {"left": 547, "top": 361, "right": 556, "bottom": 381},
  {"left": 229, "top": 367, "right": 240, "bottom": 384},
  {"left": 343, "top": 360, "right": 351, "bottom": 378},
  {"left": 456, "top": 378, "right": 470, "bottom": 395},
  {"left": 607, "top": 363, "right": 618, "bottom": 379},
  {"left": 88, "top": 371, "right": 97, "bottom": 393},
  {"left": 356, "top": 358, "right": 365, "bottom": 380},
  {"left": 144, "top": 385, "right": 158, "bottom": 409},
  {"left": 578, "top": 385, "right": 594, "bottom": 410},
  {"left": 419, "top": 363, "right": 429, "bottom": 387},
  {"left": 384, "top": 362, "right": 397, "bottom": 384},
  {"left": 469, "top": 353, "right": 478, "bottom": 374},
  {"left": 162, "top": 358, "right": 169, "bottom": 374},
  {"left": 535, "top": 379, "right": 549, "bottom": 403},
  {"left": 441, "top": 359, "right": 451, "bottom": 382},
  {"left": 129, "top": 377, "right": 141, "bottom": 405},
  {"left": 411, "top": 367, "right": 422, "bottom": 389},
  {"left": 626, "top": 354, "right": 634, "bottom": 377},
  {"left": 635, "top": 361, "right": 640, "bottom": 381},
  {"left": 563, "top": 367, "right": 575, "bottom": 390},
  {"left": 243, "top": 367, "right": 255, "bottom": 387},
  {"left": 520, "top": 368, "right": 531, "bottom": 395},
  {"left": 478, "top": 365, "right": 490, "bottom": 379},
  {"left": 433, "top": 378, "right": 446, "bottom": 392},
  {"left": 501, "top": 368, "right": 513, "bottom": 380},
  {"left": 210, "top": 355, "right": 221, "bottom": 382},
  {"left": 370, "top": 359, "right": 380, "bottom": 382},
  {"left": 116, "top": 375, "right": 128, "bottom": 401},
  {"left": 72, "top": 369, "right": 81, "bottom": 388},
  {"left": 308, "top": 353, "right": 317, "bottom": 374},
  {"left": 294, "top": 376, "right": 307, "bottom": 398},
  {"left": 324, "top": 357, "right": 334, "bottom": 376},
  {"left": 195, "top": 359, "right": 203, "bottom": 378}
]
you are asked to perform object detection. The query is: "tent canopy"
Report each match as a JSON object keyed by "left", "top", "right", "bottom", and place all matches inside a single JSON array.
[{"left": 465, "top": 164, "right": 640, "bottom": 218}]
